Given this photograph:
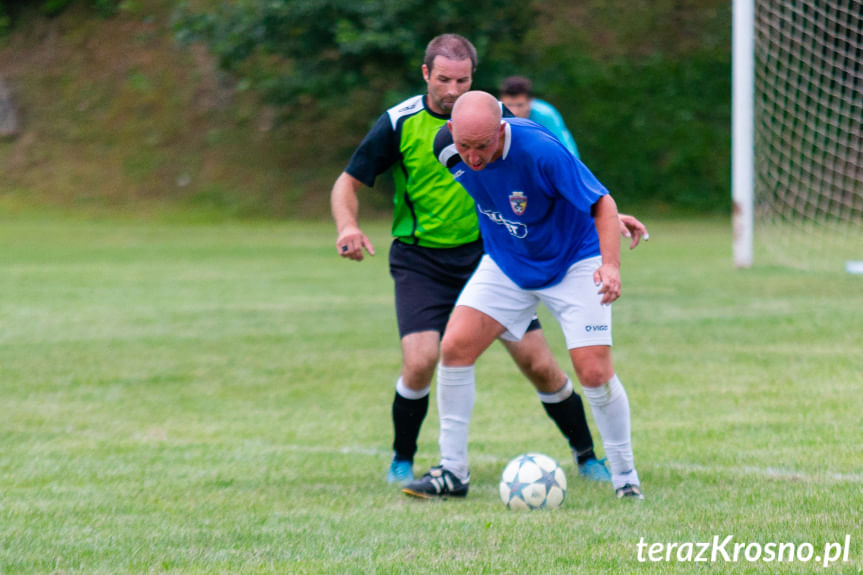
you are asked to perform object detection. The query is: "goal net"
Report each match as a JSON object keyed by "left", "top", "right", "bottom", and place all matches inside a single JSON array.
[{"left": 751, "top": 0, "right": 863, "bottom": 271}]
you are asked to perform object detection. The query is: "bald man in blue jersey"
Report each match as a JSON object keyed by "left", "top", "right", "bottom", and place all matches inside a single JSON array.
[{"left": 403, "top": 91, "right": 643, "bottom": 500}]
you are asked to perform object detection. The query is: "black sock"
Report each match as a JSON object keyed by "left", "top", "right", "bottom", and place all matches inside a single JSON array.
[
  {"left": 541, "top": 392, "right": 596, "bottom": 464},
  {"left": 391, "top": 391, "right": 429, "bottom": 462}
]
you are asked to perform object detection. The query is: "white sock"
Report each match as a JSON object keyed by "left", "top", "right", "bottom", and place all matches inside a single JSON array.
[
  {"left": 436, "top": 364, "right": 475, "bottom": 482},
  {"left": 582, "top": 374, "right": 638, "bottom": 489},
  {"left": 536, "top": 377, "right": 574, "bottom": 404},
  {"left": 395, "top": 376, "right": 430, "bottom": 400}
]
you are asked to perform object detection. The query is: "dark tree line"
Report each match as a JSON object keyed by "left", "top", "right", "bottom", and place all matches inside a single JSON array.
[
  {"left": 173, "top": 1, "right": 734, "bottom": 213},
  {"left": 173, "top": 0, "right": 536, "bottom": 110},
  {"left": 1, "top": 0, "right": 117, "bottom": 34}
]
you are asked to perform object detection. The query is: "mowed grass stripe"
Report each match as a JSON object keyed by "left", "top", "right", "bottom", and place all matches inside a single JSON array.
[{"left": 0, "top": 216, "right": 860, "bottom": 574}]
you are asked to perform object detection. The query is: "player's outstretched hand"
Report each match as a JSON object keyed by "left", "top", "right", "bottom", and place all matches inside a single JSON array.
[
  {"left": 336, "top": 226, "right": 375, "bottom": 261},
  {"left": 618, "top": 213, "right": 650, "bottom": 250},
  {"left": 594, "top": 263, "right": 621, "bottom": 305}
]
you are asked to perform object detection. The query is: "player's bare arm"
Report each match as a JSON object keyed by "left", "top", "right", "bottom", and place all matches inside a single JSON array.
[
  {"left": 593, "top": 194, "right": 622, "bottom": 304},
  {"left": 330, "top": 172, "right": 376, "bottom": 261},
  {"left": 618, "top": 213, "right": 649, "bottom": 250}
]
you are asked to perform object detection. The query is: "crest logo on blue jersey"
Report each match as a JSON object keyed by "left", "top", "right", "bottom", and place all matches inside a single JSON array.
[{"left": 509, "top": 191, "right": 527, "bottom": 215}]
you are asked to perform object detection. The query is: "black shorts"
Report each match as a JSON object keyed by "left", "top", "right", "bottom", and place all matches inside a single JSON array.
[
  {"left": 389, "top": 238, "right": 482, "bottom": 337},
  {"left": 389, "top": 238, "right": 540, "bottom": 338}
]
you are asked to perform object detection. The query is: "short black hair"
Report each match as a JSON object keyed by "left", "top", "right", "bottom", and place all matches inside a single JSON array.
[{"left": 500, "top": 76, "right": 533, "bottom": 97}]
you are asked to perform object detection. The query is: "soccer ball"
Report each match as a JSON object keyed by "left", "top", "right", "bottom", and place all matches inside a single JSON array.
[{"left": 499, "top": 453, "right": 567, "bottom": 510}]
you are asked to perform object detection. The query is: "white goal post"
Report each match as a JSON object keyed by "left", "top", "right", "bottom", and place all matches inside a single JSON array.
[{"left": 732, "top": 0, "right": 863, "bottom": 271}]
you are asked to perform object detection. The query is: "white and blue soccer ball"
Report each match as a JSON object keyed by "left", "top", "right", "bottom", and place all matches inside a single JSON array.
[{"left": 499, "top": 453, "right": 567, "bottom": 510}]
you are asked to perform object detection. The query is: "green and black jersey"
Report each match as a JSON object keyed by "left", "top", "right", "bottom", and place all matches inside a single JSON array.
[{"left": 345, "top": 94, "right": 479, "bottom": 248}]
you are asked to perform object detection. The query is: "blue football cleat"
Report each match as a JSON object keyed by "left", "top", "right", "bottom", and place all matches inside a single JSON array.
[
  {"left": 577, "top": 457, "right": 612, "bottom": 482},
  {"left": 386, "top": 457, "right": 414, "bottom": 485}
]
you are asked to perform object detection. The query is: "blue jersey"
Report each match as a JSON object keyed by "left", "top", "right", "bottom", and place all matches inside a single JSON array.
[{"left": 434, "top": 118, "right": 607, "bottom": 289}]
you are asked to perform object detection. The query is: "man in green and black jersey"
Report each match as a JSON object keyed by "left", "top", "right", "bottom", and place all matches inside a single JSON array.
[{"left": 330, "top": 34, "right": 647, "bottom": 488}]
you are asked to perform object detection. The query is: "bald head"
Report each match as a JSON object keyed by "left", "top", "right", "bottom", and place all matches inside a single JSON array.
[
  {"left": 448, "top": 91, "right": 505, "bottom": 171},
  {"left": 451, "top": 91, "right": 501, "bottom": 132}
]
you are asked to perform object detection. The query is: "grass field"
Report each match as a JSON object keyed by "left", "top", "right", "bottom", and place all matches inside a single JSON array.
[{"left": 1, "top": 215, "right": 861, "bottom": 574}]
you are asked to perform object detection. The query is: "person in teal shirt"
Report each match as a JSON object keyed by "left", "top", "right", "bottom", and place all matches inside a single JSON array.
[{"left": 500, "top": 75, "right": 580, "bottom": 159}]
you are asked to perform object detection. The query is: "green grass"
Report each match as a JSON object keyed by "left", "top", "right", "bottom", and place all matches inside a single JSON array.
[{"left": 1, "top": 215, "right": 861, "bottom": 574}]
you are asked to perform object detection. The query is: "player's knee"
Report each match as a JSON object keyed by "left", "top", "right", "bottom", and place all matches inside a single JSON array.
[
  {"left": 574, "top": 363, "right": 613, "bottom": 388},
  {"left": 402, "top": 350, "right": 438, "bottom": 383},
  {"left": 518, "top": 354, "right": 559, "bottom": 387},
  {"left": 440, "top": 334, "right": 478, "bottom": 366},
  {"left": 439, "top": 337, "right": 462, "bottom": 364}
]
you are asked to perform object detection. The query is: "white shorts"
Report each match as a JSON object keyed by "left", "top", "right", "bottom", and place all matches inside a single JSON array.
[{"left": 456, "top": 255, "right": 612, "bottom": 349}]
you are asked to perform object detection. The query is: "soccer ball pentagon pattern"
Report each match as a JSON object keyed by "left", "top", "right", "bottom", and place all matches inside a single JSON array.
[{"left": 499, "top": 453, "right": 567, "bottom": 510}]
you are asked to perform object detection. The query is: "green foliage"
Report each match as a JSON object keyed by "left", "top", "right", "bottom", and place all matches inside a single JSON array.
[
  {"left": 0, "top": 8, "right": 9, "bottom": 36},
  {"left": 91, "top": 0, "right": 117, "bottom": 17},
  {"left": 173, "top": 0, "right": 733, "bottom": 213},
  {"left": 0, "top": 0, "right": 118, "bottom": 30},
  {"left": 174, "top": 0, "right": 535, "bottom": 108},
  {"left": 521, "top": 0, "right": 733, "bottom": 212},
  {"left": 1, "top": 0, "right": 735, "bottom": 216},
  {"left": 535, "top": 53, "right": 731, "bottom": 213},
  {"left": 39, "top": 0, "right": 73, "bottom": 16}
]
